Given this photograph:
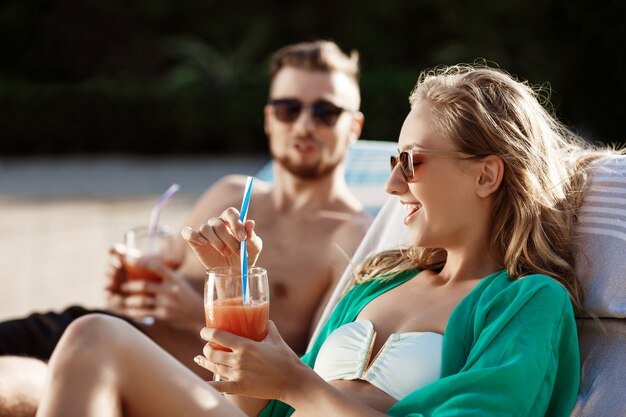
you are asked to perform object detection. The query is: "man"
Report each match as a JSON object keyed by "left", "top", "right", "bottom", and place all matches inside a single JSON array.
[{"left": 0, "top": 40, "right": 371, "bottom": 416}]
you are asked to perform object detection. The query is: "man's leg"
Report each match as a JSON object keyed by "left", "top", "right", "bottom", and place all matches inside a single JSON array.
[
  {"left": 0, "top": 306, "right": 108, "bottom": 359},
  {"left": 0, "top": 306, "right": 96, "bottom": 417},
  {"left": 0, "top": 305, "right": 139, "bottom": 416},
  {"left": 0, "top": 356, "right": 47, "bottom": 417}
]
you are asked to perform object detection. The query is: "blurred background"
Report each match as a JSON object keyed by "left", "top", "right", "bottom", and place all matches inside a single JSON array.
[
  {"left": 1, "top": 0, "right": 625, "bottom": 154},
  {"left": 1, "top": 0, "right": 625, "bottom": 319}
]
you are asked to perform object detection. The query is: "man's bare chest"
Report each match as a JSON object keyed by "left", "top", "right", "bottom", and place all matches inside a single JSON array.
[{"left": 253, "top": 217, "right": 343, "bottom": 298}]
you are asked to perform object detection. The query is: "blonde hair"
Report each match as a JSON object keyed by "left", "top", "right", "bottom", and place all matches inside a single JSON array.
[
  {"left": 269, "top": 40, "right": 360, "bottom": 83},
  {"left": 355, "top": 63, "right": 620, "bottom": 310}
]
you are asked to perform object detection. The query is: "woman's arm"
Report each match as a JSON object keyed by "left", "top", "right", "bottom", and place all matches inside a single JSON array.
[{"left": 196, "top": 322, "right": 388, "bottom": 417}]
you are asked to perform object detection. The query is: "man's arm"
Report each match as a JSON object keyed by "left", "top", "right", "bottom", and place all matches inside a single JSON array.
[{"left": 105, "top": 175, "right": 249, "bottom": 330}]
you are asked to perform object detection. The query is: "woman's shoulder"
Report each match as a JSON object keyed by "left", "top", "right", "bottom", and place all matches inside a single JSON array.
[
  {"left": 484, "top": 270, "right": 567, "bottom": 295},
  {"left": 508, "top": 273, "right": 569, "bottom": 299},
  {"left": 478, "top": 271, "right": 572, "bottom": 316}
]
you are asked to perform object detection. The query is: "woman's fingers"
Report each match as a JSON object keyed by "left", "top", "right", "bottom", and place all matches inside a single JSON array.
[
  {"left": 188, "top": 208, "right": 257, "bottom": 257},
  {"left": 196, "top": 343, "right": 236, "bottom": 376},
  {"left": 194, "top": 354, "right": 216, "bottom": 373},
  {"left": 199, "top": 218, "right": 238, "bottom": 255},
  {"left": 199, "top": 327, "right": 252, "bottom": 350},
  {"left": 208, "top": 379, "right": 239, "bottom": 395},
  {"left": 182, "top": 206, "right": 263, "bottom": 270},
  {"left": 194, "top": 322, "right": 303, "bottom": 400},
  {"left": 180, "top": 226, "right": 208, "bottom": 245},
  {"left": 221, "top": 207, "right": 247, "bottom": 239},
  {"left": 244, "top": 220, "right": 263, "bottom": 261}
]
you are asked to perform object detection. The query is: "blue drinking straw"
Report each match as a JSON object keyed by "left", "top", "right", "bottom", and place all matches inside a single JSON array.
[{"left": 239, "top": 176, "right": 254, "bottom": 304}]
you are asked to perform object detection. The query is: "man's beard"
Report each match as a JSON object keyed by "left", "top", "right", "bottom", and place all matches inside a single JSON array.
[{"left": 271, "top": 150, "right": 342, "bottom": 180}]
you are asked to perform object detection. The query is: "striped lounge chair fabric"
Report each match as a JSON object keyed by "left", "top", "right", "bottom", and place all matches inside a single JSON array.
[{"left": 571, "top": 155, "right": 626, "bottom": 417}]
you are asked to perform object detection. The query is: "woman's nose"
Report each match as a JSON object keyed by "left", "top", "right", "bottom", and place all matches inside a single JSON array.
[{"left": 385, "top": 163, "right": 409, "bottom": 195}]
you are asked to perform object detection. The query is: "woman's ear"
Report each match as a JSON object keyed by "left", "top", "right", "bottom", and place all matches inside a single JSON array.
[{"left": 476, "top": 155, "right": 504, "bottom": 198}]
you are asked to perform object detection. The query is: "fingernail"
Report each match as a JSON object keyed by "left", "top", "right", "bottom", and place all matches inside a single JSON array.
[
  {"left": 237, "top": 230, "right": 247, "bottom": 241},
  {"left": 181, "top": 227, "right": 193, "bottom": 238},
  {"left": 194, "top": 356, "right": 202, "bottom": 364},
  {"left": 182, "top": 227, "right": 208, "bottom": 244}
]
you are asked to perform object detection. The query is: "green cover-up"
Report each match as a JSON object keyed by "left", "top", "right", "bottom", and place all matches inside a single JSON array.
[{"left": 259, "top": 269, "right": 580, "bottom": 417}]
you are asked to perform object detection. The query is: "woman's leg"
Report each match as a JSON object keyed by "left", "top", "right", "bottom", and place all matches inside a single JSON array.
[{"left": 36, "top": 314, "right": 245, "bottom": 417}]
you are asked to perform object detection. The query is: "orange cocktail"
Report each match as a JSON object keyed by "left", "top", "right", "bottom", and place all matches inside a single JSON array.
[
  {"left": 124, "top": 258, "right": 180, "bottom": 283},
  {"left": 204, "top": 267, "right": 270, "bottom": 352},
  {"left": 205, "top": 297, "right": 270, "bottom": 351},
  {"left": 123, "top": 225, "right": 178, "bottom": 299}
]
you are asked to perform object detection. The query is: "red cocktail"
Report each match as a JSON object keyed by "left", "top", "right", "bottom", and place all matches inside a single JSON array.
[
  {"left": 122, "top": 225, "right": 177, "bottom": 323},
  {"left": 204, "top": 267, "right": 270, "bottom": 352},
  {"left": 124, "top": 258, "right": 181, "bottom": 283},
  {"left": 205, "top": 297, "right": 270, "bottom": 351}
]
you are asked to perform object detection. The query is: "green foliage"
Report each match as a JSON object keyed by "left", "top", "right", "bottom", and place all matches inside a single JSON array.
[{"left": 0, "top": 0, "right": 624, "bottom": 154}]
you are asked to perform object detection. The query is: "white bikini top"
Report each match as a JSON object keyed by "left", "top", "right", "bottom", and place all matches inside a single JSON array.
[{"left": 313, "top": 319, "right": 443, "bottom": 400}]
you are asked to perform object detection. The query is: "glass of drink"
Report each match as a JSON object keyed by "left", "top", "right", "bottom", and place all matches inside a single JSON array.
[
  {"left": 204, "top": 266, "right": 270, "bottom": 380},
  {"left": 123, "top": 225, "right": 180, "bottom": 324}
]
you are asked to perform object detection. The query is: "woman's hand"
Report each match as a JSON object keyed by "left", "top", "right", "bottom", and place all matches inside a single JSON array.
[
  {"left": 194, "top": 321, "right": 310, "bottom": 401},
  {"left": 181, "top": 207, "right": 263, "bottom": 269}
]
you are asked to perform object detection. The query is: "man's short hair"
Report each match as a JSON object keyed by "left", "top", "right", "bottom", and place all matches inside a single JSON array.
[{"left": 269, "top": 40, "right": 360, "bottom": 83}]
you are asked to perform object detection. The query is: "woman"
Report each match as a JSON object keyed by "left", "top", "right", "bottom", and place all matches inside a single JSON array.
[{"left": 35, "top": 64, "right": 618, "bottom": 417}]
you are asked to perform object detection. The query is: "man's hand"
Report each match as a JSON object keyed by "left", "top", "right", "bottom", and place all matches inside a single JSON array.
[
  {"left": 104, "top": 244, "right": 129, "bottom": 315},
  {"left": 181, "top": 207, "right": 263, "bottom": 269},
  {"left": 104, "top": 245, "right": 203, "bottom": 332},
  {"left": 120, "top": 259, "right": 204, "bottom": 332}
]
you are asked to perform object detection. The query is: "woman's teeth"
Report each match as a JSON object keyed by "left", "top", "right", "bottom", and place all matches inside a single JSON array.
[{"left": 404, "top": 203, "right": 422, "bottom": 213}]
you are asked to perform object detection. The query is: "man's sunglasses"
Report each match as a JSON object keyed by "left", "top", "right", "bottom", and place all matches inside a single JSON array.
[
  {"left": 390, "top": 148, "right": 478, "bottom": 182},
  {"left": 268, "top": 98, "right": 353, "bottom": 127}
]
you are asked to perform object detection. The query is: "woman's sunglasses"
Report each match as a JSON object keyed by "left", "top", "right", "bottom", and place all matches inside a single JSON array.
[
  {"left": 268, "top": 98, "right": 353, "bottom": 127},
  {"left": 390, "top": 148, "right": 478, "bottom": 182}
]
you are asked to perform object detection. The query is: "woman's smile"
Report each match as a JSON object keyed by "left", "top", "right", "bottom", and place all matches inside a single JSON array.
[{"left": 402, "top": 201, "right": 422, "bottom": 225}]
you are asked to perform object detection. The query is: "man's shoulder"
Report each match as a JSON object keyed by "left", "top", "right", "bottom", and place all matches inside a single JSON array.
[
  {"left": 326, "top": 210, "right": 371, "bottom": 257},
  {"left": 187, "top": 175, "right": 272, "bottom": 221},
  {"left": 199, "top": 175, "right": 271, "bottom": 201},
  {"left": 336, "top": 209, "right": 371, "bottom": 232}
]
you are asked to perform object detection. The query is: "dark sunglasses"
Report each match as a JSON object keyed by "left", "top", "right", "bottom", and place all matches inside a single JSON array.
[
  {"left": 390, "top": 148, "right": 477, "bottom": 182},
  {"left": 268, "top": 98, "right": 353, "bottom": 127}
]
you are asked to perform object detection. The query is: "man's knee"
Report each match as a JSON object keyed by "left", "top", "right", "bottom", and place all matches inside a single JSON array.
[{"left": 0, "top": 356, "right": 47, "bottom": 417}]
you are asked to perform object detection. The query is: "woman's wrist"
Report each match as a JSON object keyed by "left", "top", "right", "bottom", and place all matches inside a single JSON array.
[
  {"left": 282, "top": 363, "right": 327, "bottom": 408},
  {"left": 283, "top": 366, "right": 386, "bottom": 417}
]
